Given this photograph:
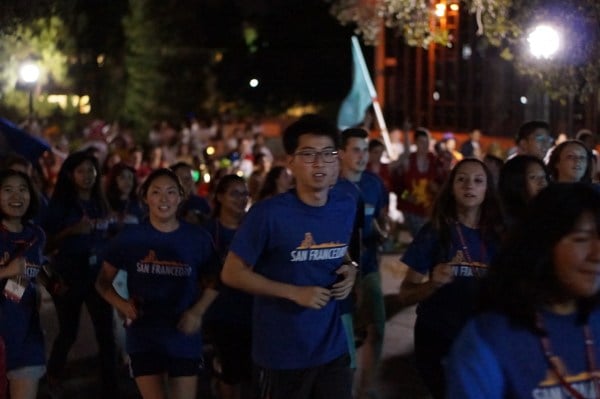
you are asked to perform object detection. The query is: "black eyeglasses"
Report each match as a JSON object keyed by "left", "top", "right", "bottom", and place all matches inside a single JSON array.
[{"left": 294, "top": 149, "right": 339, "bottom": 164}]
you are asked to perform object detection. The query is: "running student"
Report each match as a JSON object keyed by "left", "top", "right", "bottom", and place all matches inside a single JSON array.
[
  {"left": 222, "top": 114, "right": 358, "bottom": 399},
  {"left": 398, "top": 158, "right": 503, "bottom": 399},
  {"left": 96, "top": 168, "right": 216, "bottom": 399},
  {"left": 0, "top": 169, "right": 46, "bottom": 399}
]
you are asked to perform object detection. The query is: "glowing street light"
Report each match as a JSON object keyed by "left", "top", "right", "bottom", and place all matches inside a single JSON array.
[
  {"left": 527, "top": 25, "right": 560, "bottom": 59},
  {"left": 19, "top": 62, "right": 40, "bottom": 118}
]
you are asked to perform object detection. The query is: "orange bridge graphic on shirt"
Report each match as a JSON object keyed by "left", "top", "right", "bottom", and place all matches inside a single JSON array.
[
  {"left": 447, "top": 250, "right": 488, "bottom": 277},
  {"left": 290, "top": 233, "right": 348, "bottom": 262},
  {"left": 532, "top": 356, "right": 600, "bottom": 398},
  {"left": 136, "top": 250, "right": 192, "bottom": 277}
]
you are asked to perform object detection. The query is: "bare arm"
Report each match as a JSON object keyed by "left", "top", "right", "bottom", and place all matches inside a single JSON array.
[
  {"left": 0, "top": 257, "right": 25, "bottom": 279},
  {"left": 398, "top": 261, "right": 453, "bottom": 307},
  {"left": 95, "top": 261, "right": 137, "bottom": 321},
  {"left": 221, "top": 252, "right": 331, "bottom": 309},
  {"left": 178, "top": 286, "right": 218, "bottom": 335}
]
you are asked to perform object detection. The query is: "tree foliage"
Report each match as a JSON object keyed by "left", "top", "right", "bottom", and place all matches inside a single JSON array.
[
  {"left": 327, "top": 0, "right": 600, "bottom": 102},
  {"left": 0, "top": 15, "right": 71, "bottom": 116}
]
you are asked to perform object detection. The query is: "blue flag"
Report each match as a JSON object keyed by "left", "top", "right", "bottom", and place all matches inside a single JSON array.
[
  {"left": 337, "top": 36, "right": 375, "bottom": 130},
  {"left": 0, "top": 118, "right": 51, "bottom": 164}
]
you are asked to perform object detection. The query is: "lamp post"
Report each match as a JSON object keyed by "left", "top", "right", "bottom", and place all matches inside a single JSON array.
[
  {"left": 19, "top": 62, "right": 40, "bottom": 119},
  {"left": 526, "top": 25, "right": 560, "bottom": 126}
]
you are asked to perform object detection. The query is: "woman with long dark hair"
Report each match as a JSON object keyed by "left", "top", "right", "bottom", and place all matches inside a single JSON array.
[
  {"left": 42, "top": 150, "right": 118, "bottom": 396},
  {"left": 447, "top": 183, "right": 600, "bottom": 398},
  {"left": 0, "top": 169, "right": 45, "bottom": 399},
  {"left": 202, "top": 174, "right": 253, "bottom": 399},
  {"left": 398, "top": 158, "right": 503, "bottom": 399}
]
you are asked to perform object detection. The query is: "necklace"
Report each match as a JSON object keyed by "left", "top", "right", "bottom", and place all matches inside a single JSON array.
[
  {"left": 537, "top": 313, "right": 600, "bottom": 399},
  {"left": 454, "top": 221, "right": 487, "bottom": 277}
]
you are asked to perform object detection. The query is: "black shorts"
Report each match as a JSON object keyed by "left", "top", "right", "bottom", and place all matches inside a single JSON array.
[
  {"left": 203, "top": 321, "right": 252, "bottom": 384},
  {"left": 256, "top": 354, "right": 352, "bottom": 399},
  {"left": 128, "top": 352, "right": 203, "bottom": 378}
]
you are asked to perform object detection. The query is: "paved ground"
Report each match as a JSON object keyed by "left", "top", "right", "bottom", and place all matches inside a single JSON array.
[{"left": 35, "top": 253, "right": 430, "bottom": 399}]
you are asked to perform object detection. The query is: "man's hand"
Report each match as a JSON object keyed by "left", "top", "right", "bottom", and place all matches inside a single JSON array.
[
  {"left": 331, "top": 262, "right": 358, "bottom": 300},
  {"left": 291, "top": 286, "right": 331, "bottom": 309}
]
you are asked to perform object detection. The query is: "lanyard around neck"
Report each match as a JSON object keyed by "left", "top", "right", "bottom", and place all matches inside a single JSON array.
[{"left": 537, "top": 312, "right": 600, "bottom": 399}]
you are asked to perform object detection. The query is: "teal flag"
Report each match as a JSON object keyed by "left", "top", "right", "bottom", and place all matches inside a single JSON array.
[{"left": 337, "top": 36, "right": 375, "bottom": 130}]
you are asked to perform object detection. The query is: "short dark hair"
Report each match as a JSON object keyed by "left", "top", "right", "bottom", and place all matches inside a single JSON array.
[
  {"left": 481, "top": 183, "right": 600, "bottom": 331},
  {"left": 368, "top": 139, "right": 385, "bottom": 152},
  {"left": 170, "top": 161, "right": 193, "bottom": 173},
  {"left": 2, "top": 153, "right": 31, "bottom": 171},
  {"left": 516, "top": 120, "right": 550, "bottom": 143},
  {"left": 340, "top": 127, "right": 368, "bottom": 149},
  {"left": 413, "top": 127, "right": 430, "bottom": 142},
  {"left": 0, "top": 169, "right": 39, "bottom": 222},
  {"left": 282, "top": 114, "right": 339, "bottom": 155}
]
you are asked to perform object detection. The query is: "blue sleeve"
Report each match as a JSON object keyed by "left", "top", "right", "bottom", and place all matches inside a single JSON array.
[
  {"left": 229, "top": 203, "right": 269, "bottom": 267},
  {"left": 400, "top": 223, "right": 438, "bottom": 275},
  {"left": 445, "top": 320, "right": 504, "bottom": 399}
]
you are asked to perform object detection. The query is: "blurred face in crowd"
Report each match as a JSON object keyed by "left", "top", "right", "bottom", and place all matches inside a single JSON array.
[
  {"left": 415, "top": 135, "right": 430, "bottom": 155},
  {"left": 553, "top": 212, "right": 600, "bottom": 303},
  {"left": 116, "top": 168, "right": 135, "bottom": 198},
  {"left": 218, "top": 180, "right": 249, "bottom": 218},
  {"left": 368, "top": 145, "right": 384, "bottom": 165},
  {"left": 276, "top": 168, "right": 292, "bottom": 194},
  {"left": 555, "top": 142, "right": 588, "bottom": 183},
  {"left": 72, "top": 160, "right": 98, "bottom": 194},
  {"left": 525, "top": 162, "right": 548, "bottom": 199},
  {"left": 452, "top": 161, "right": 487, "bottom": 212},
  {"left": 174, "top": 166, "right": 194, "bottom": 197},
  {"left": 340, "top": 137, "right": 369, "bottom": 175},
  {"left": 523, "top": 128, "right": 552, "bottom": 160}
]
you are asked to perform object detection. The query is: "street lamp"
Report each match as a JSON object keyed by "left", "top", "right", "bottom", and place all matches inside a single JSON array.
[
  {"left": 527, "top": 25, "right": 560, "bottom": 59},
  {"left": 526, "top": 24, "right": 572, "bottom": 133},
  {"left": 19, "top": 62, "right": 40, "bottom": 119}
]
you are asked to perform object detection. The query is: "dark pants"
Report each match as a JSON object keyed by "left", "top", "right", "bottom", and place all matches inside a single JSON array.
[
  {"left": 414, "top": 319, "right": 452, "bottom": 399},
  {"left": 47, "top": 282, "right": 117, "bottom": 390},
  {"left": 256, "top": 354, "right": 352, "bottom": 399}
]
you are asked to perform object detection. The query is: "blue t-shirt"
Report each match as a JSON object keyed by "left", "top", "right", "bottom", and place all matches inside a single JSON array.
[
  {"left": 43, "top": 197, "right": 112, "bottom": 282},
  {"left": 229, "top": 190, "right": 356, "bottom": 369},
  {"left": 446, "top": 309, "right": 600, "bottom": 399},
  {"left": 401, "top": 222, "right": 498, "bottom": 339},
  {"left": 334, "top": 172, "right": 388, "bottom": 275},
  {"left": 103, "top": 221, "right": 214, "bottom": 357},
  {"left": 0, "top": 224, "right": 46, "bottom": 370},
  {"left": 181, "top": 194, "right": 211, "bottom": 219},
  {"left": 202, "top": 218, "right": 253, "bottom": 327}
]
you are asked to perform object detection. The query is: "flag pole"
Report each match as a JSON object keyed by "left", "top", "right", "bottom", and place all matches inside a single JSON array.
[{"left": 351, "top": 36, "right": 396, "bottom": 161}]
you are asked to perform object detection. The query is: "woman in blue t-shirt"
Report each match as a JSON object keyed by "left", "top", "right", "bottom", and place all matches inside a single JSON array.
[
  {"left": 0, "top": 169, "right": 46, "bottom": 399},
  {"left": 446, "top": 183, "right": 600, "bottom": 399},
  {"left": 42, "top": 150, "right": 117, "bottom": 396},
  {"left": 398, "top": 158, "right": 503, "bottom": 399},
  {"left": 202, "top": 174, "right": 252, "bottom": 399},
  {"left": 96, "top": 168, "right": 216, "bottom": 399},
  {"left": 105, "top": 162, "right": 144, "bottom": 227}
]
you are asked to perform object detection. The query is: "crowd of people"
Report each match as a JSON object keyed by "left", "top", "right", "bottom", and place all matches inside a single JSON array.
[{"left": 0, "top": 112, "right": 600, "bottom": 399}]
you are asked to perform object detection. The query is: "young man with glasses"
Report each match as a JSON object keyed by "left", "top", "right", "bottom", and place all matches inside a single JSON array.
[
  {"left": 513, "top": 120, "right": 553, "bottom": 160},
  {"left": 221, "top": 114, "right": 358, "bottom": 399}
]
